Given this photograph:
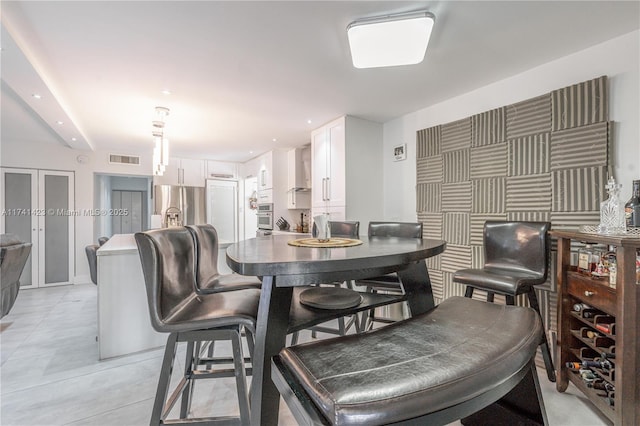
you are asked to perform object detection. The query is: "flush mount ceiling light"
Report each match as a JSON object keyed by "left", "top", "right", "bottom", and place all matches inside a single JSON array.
[{"left": 347, "top": 11, "right": 435, "bottom": 69}]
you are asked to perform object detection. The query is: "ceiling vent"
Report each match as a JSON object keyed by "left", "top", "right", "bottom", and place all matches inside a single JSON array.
[{"left": 109, "top": 154, "right": 140, "bottom": 165}]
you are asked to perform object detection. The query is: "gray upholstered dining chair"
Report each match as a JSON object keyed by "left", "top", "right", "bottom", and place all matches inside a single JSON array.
[
  {"left": 356, "top": 221, "right": 423, "bottom": 330},
  {"left": 135, "top": 227, "right": 260, "bottom": 425},
  {"left": 452, "top": 220, "right": 555, "bottom": 382},
  {"left": 1, "top": 234, "right": 32, "bottom": 318},
  {"left": 85, "top": 244, "right": 99, "bottom": 285}
]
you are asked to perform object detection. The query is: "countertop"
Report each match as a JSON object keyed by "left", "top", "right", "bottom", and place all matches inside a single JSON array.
[
  {"left": 96, "top": 233, "right": 136, "bottom": 256},
  {"left": 270, "top": 230, "right": 310, "bottom": 236}
]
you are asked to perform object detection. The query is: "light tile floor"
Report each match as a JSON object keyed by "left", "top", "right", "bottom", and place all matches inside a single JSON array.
[{"left": 1, "top": 284, "right": 611, "bottom": 425}]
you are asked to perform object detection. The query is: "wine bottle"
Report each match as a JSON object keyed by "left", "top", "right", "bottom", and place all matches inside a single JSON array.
[
  {"left": 582, "top": 359, "right": 613, "bottom": 370},
  {"left": 625, "top": 179, "right": 640, "bottom": 229}
]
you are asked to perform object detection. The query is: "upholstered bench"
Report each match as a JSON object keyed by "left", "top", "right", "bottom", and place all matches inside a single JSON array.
[{"left": 272, "top": 296, "right": 547, "bottom": 425}]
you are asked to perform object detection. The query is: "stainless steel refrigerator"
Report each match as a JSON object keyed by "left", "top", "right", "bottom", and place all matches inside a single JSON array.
[{"left": 154, "top": 185, "right": 206, "bottom": 228}]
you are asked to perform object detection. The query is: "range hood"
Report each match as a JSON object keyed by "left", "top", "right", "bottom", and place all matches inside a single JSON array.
[{"left": 287, "top": 147, "right": 311, "bottom": 191}]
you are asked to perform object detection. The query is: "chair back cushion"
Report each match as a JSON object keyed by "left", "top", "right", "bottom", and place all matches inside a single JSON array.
[
  {"left": 135, "top": 228, "right": 197, "bottom": 331},
  {"left": 484, "top": 221, "right": 550, "bottom": 279},
  {"left": 1, "top": 234, "right": 32, "bottom": 317},
  {"left": 312, "top": 221, "right": 360, "bottom": 238},
  {"left": 85, "top": 244, "right": 99, "bottom": 285},
  {"left": 186, "top": 224, "right": 220, "bottom": 285},
  {"left": 368, "top": 221, "right": 423, "bottom": 238}
]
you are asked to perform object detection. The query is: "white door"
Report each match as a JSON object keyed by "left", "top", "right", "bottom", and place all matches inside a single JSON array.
[{"left": 1, "top": 168, "right": 74, "bottom": 288}]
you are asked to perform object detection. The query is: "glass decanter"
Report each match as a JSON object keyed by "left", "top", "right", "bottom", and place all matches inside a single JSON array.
[{"left": 598, "top": 176, "right": 626, "bottom": 235}]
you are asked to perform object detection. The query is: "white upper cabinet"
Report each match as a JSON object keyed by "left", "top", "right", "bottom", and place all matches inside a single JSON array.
[
  {"left": 180, "top": 158, "right": 206, "bottom": 186},
  {"left": 257, "top": 151, "right": 273, "bottom": 190},
  {"left": 206, "top": 160, "right": 238, "bottom": 180},
  {"left": 154, "top": 158, "right": 205, "bottom": 187},
  {"left": 311, "top": 116, "right": 345, "bottom": 208},
  {"left": 310, "top": 115, "right": 383, "bottom": 226}
]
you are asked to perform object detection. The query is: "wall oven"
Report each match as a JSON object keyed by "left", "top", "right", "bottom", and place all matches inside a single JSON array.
[{"left": 257, "top": 203, "right": 273, "bottom": 230}]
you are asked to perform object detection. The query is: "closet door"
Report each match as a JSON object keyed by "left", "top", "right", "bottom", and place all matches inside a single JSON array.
[
  {"left": 1, "top": 168, "right": 38, "bottom": 288},
  {"left": 39, "top": 170, "right": 74, "bottom": 286},
  {"left": 1, "top": 168, "right": 74, "bottom": 288}
]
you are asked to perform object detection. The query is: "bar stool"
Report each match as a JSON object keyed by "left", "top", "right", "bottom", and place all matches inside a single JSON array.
[
  {"left": 290, "top": 221, "right": 361, "bottom": 345},
  {"left": 186, "top": 224, "right": 262, "bottom": 294},
  {"left": 187, "top": 224, "right": 261, "bottom": 365},
  {"left": 452, "top": 220, "right": 556, "bottom": 382},
  {"left": 356, "top": 221, "right": 423, "bottom": 330},
  {"left": 135, "top": 227, "right": 260, "bottom": 425},
  {"left": 85, "top": 244, "right": 99, "bottom": 285}
]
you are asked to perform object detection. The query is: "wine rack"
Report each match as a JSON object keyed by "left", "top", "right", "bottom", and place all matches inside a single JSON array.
[{"left": 551, "top": 230, "right": 639, "bottom": 426}]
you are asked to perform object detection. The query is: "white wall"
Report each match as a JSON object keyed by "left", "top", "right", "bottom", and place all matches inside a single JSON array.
[
  {"left": 1, "top": 138, "right": 153, "bottom": 283},
  {"left": 383, "top": 30, "right": 640, "bottom": 221}
]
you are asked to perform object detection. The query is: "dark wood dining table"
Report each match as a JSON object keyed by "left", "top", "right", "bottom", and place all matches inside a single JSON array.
[{"left": 226, "top": 234, "right": 446, "bottom": 426}]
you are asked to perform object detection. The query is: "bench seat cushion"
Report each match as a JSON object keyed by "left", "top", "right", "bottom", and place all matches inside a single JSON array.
[{"left": 277, "top": 296, "right": 542, "bottom": 425}]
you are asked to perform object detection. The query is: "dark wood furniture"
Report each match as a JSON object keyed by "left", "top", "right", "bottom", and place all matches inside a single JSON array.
[
  {"left": 226, "top": 234, "right": 446, "bottom": 426},
  {"left": 552, "top": 230, "right": 639, "bottom": 426}
]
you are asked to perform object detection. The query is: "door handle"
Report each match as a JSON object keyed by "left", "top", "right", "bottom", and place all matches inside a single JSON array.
[
  {"left": 326, "top": 177, "right": 330, "bottom": 201},
  {"left": 322, "top": 178, "right": 327, "bottom": 201}
]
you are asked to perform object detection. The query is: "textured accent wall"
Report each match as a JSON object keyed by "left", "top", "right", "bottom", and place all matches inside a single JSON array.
[{"left": 415, "top": 76, "right": 611, "bottom": 336}]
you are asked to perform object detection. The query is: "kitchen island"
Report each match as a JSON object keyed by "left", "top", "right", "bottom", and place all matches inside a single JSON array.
[{"left": 96, "top": 234, "right": 165, "bottom": 359}]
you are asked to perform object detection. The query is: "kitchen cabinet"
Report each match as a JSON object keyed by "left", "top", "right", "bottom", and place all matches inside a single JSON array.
[
  {"left": 154, "top": 157, "right": 205, "bottom": 187},
  {"left": 257, "top": 189, "right": 273, "bottom": 204},
  {"left": 310, "top": 115, "right": 383, "bottom": 227},
  {"left": 552, "top": 230, "right": 639, "bottom": 425},
  {"left": 258, "top": 151, "right": 273, "bottom": 190},
  {"left": 206, "top": 160, "right": 238, "bottom": 179},
  {"left": 312, "top": 116, "right": 346, "bottom": 207},
  {"left": 311, "top": 206, "right": 345, "bottom": 223},
  {"left": 287, "top": 189, "right": 310, "bottom": 209}
]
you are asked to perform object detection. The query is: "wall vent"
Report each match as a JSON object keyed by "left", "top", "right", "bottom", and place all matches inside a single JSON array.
[{"left": 109, "top": 154, "right": 140, "bottom": 165}]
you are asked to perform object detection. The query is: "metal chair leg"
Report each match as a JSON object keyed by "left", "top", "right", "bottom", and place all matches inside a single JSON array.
[
  {"left": 151, "top": 333, "right": 178, "bottom": 426},
  {"left": 290, "top": 332, "right": 300, "bottom": 346},
  {"left": 464, "top": 286, "right": 474, "bottom": 298},
  {"left": 231, "top": 328, "right": 251, "bottom": 424},
  {"left": 180, "top": 341, "right": 195, "bottom": 418}
]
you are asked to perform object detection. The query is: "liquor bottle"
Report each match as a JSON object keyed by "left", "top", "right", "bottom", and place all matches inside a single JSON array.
[
  {"left": 625, "top": 179, "right": 640, "bottom": 229},
  {"left": 578, "top": 244, "right": 597, "bottom": 274},
  {"left": 598, "top": 176, "right": 626, "bottom": 234}
]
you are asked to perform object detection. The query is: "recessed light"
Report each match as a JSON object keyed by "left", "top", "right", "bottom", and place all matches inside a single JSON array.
[
  {"left": 307, "top": 119, "right": 312, "bottom": 124},
  {"left": 71, "top": 137, "right": 77, "bottom": 141},
  {"left": 272, "top": 138, "right": 277, "bottom": 142},
  {"left": 161, "top": 89, "right": 171, "bottom": 95},
  {"left": 56, "top": 121, "right": 64, "bottom": 125},
  {"left": 32, "top": 93, "right": 42, "bottom": 99},
  {"left": 249, "top": 151, "right": 254, "bottom": 154}
]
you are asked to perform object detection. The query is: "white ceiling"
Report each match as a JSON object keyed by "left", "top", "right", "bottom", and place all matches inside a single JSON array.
[{"left": 2, "top": 1, "right": 639, "bottom": 163}]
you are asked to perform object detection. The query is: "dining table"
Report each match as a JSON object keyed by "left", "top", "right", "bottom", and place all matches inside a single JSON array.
[{"left": 226, "top": 234, "right": 446, "bottom": 426}]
